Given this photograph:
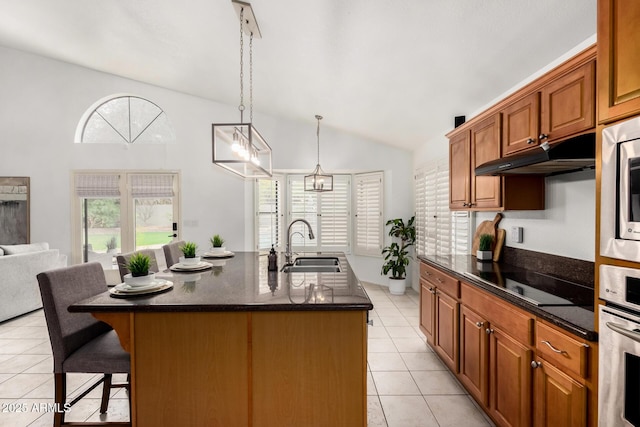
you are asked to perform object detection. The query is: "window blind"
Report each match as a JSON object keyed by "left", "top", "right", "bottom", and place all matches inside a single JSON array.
[
  {"left": 255, "top": 177, "right": 282, "bottom": 251},
  {"left": 354, "top": 172, "right": 383, "bottom": 256},
  {"left": 130, "top": 174, "right": 175, "bottom": 198},
  {"left": 74, "top": 174, "right": 120, "bottom": 198}
]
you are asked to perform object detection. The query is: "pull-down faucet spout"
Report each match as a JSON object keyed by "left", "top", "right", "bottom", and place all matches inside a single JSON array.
[{"left": 285, "top": 219, "right": 315, "bottom": 264}]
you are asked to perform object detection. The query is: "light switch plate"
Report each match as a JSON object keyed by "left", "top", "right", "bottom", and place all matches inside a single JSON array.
[{"left": 510, "top": 226, "right": 523, "bottom": 243}]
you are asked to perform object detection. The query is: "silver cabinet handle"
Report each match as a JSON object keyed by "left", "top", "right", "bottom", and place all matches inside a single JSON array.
[
  {"left": 541, "top": 340, "right": 567, "bottom": 354},
  {"left": 538, "top": 133, "right": 549, "bottom": 140},
  {"left": 428, "top": 287, "right": 436, "bottom": 295},
  {"left": 531, "top": 360, "right": 542, "bottom": 368},
  {"left": 485, "top": 328, "right": 494, "bottom": 335},
  {"left": 475, "top": 321, "right": 484, "bottom": 328},
  {"left": 526, "top": 138, "right": 535, "bottom": 144},
  {"left": 435, "top": 277, "right": 443, "bottom": 283},
  {"left": 606, "top": 322, "right": 640, "bottom": 344}
]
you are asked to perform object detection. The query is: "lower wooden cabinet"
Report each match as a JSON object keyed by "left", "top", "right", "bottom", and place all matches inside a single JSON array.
[
  {"left": 533, "top": 357, "right": 586, "bottom": 427},
  {"left": 419, "top": 261, "right": 595, "bottom": 427}
]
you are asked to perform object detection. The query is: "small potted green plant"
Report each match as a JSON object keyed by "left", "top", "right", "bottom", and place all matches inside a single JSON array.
[
  {"left": 381, "top": 216, "right": 416, "bottom": 295},
  {"left": 105, "top": 236, "right": 118, "bottom": 254},
  {"left": 123, "top": 252, "right": 155, "bottom": 287},
  {"left": 179, "top": 241, "right": 200, "bottom": 265},
  {"left": 477, "top": 234, "right": 493, "bottom": 261},
  {"left": 209, "top": 234, "right": 226, "bottom": 254}
]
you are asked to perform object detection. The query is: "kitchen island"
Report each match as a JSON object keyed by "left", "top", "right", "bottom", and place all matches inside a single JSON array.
[{"left": 69, "top": 252, "right": 373, "bottom": 427}]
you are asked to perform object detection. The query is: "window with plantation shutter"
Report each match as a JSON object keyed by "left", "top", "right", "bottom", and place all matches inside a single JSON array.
[
  {"left": 287, "top": 175, "right": 351, "bottom": 252},
  {"left": 255, "top": 176, "right": 283, "bottom": 251},
  {"left": 354, "top": 172, "right": 383, "bottom": 257},
  {"left": 415, "top": 161, "right": 469, "bottom": 256}
]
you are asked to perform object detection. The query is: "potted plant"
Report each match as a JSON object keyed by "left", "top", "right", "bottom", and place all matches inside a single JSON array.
[
  {"left": 210, "top": 234, "right": 226, "bottom": 254},
  {"left": 381, "top": 216, "right": 416, "bottom": 295},
  {"left": 123, "top": 252, "right": 155, "bottom": 287},
  {"left": 179, "top": 241, "right": 200, "bottom": 265},
  {"left": 477, "top": 234, "right": 493, "bottom": 261},
  {"left": 105, "top": 236, "right": 118, "bottom": 254}
]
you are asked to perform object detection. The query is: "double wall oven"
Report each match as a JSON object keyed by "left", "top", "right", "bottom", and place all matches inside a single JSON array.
[{"left": 600, "top": 116, "right": 640, "bottom": 426}]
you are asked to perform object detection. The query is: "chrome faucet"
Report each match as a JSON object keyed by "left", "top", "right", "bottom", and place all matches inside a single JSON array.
[{"left": 285, "top": 219, "right": 315, "bottom": 264}]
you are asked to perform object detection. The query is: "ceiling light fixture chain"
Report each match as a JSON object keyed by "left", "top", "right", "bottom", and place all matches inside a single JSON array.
[
  {"left": 304, "top": 114, "right": 333, "bottom": 192},
  {"left": 316, "top": 114, "right": 322, "bottom": 165},
  {"left": 250, "top": 32, "right": 254, "bottom": 124},
  {"left": 238, "top": 6, "right": 245, "bottom": 122}
]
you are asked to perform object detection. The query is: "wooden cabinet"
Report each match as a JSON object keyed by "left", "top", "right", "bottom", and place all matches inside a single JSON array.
[
  {"left": 598, "top": 0, "right": 640, "bottom": 123},
  {"left": 502, "top": 93, "right": 540, "bottom": 156},
  {"left": 459, "top": 305, "right": 489, "bottom": 405},
  {"left": 449, "top": 113, "right": 545, "bottom": 211},
  {"left": 532, "top": 357, "right": 586, "bottom": 427},
  {"left": 419, "top": 262, "right": 459, "bottom": 371},
  {"left": 488, "top": 325, "right": 533, "bottom": 427}
]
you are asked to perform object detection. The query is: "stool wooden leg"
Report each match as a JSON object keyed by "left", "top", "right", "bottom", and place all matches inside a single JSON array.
[
  {"left": 100, "top": 374, "right": 112, "bottom": 413},
  {"left": 54, "top": 373, "right": 66, "bottom": 427}
]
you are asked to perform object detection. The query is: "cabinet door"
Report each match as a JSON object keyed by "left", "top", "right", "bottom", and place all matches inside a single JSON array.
[
  {"left": 540, "top": 61, "right": 595, "bottom": 142},
  {"left": 598, "top": 0, "right": 640, "bottom": 123},
  {"left": 489, "top": 326, "right": 533, "bottom": 427},
  {"left": 449, "top": 131, "right": 471, "bottom": 209},
  {"left": 502, "top": 92, "right": 540, "bottom": 156},
  {"left": 470, "top": 113, "right": 502, "bottom": 209},
  {"left": 533, "top": 358, "right": 586, "bottom": 427},
  {"left": 420, "top": 280, "right": 436, "bottom": 346},
  {"left": 434, "top": 290, "right": 459, "bottom": 372},
  {"left": 459, "top": 305, "right": 489, "bottom": 405}
]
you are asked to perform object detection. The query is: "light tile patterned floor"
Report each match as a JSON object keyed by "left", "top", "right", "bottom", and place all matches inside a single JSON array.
[{"left": 0, "top": 283, "right": 494, "bottom": 426}]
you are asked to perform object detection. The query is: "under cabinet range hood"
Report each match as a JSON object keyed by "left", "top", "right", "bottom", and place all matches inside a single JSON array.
[{"left": 475, "top": 133, "right": 595, "bottom": 176}]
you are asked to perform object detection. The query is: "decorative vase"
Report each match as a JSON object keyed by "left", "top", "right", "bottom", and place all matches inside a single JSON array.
[
  {"left": 179, "top": 256, "right": 201, "bottom": 265},
  {"left": 476, "top": 250, "right": 492, "bottom": 261},
  {"left": 124, "top": 272, "right": 155, "bottom": 287},
  {"left": 389, "top": 277, "right": 406, "bottom": 295}
]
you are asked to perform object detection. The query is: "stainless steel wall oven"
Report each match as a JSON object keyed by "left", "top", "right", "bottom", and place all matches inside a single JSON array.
[{"left": 599, "top": 264, "right": 640, "bottom": 426}]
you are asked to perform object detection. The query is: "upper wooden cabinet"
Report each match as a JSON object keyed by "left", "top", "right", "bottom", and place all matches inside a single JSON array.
[
  {"left": 598, "top": 0, "right": 640, "bottom": 123},
  {"left": 502, "top": 93, "right": 540, "bottom": 156},
  {"left": 471, "top": 114, "right": 502, "bottom": 209},
  {"left": 449, "top": 130, "right": 471, "bottom": 209}
]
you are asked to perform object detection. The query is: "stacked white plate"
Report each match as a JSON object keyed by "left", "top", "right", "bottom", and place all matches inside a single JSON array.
[
  {"left": 109, "top": 280, "right": 173, "bottom": 297},
  {"left": 170, "top": 261, "right": 213, "bottom": 271}
]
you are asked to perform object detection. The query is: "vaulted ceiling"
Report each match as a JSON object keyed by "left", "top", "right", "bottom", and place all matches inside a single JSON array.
[{"left": 0, "top": 0, "right": 596, "bottom": 150}]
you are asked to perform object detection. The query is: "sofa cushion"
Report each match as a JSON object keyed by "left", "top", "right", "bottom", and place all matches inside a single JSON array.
[{"left": 0, "top": 242, "right": 50, "bottom": 255}]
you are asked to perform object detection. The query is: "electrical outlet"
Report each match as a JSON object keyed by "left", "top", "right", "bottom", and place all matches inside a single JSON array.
[{"left": 510, "top": 226, "right": 523, "bottom": 243}]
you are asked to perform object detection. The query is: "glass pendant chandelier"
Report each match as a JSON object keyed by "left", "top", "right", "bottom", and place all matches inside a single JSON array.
[
  {"left": 304, "top": 115, "right": 333, "bottom": 192},
  {"left": 212, "top": 0, "right": 272, "bottom": 178}
]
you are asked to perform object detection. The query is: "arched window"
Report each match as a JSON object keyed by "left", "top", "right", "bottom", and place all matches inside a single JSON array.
[{"left": 75, "top": 94, "right": 175, "bottom": 144}]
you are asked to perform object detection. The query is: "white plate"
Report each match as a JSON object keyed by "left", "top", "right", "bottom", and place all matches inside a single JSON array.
[
  {"left": 170, "top": 261, "right": 213, "bottom": 271},
  {"left": 109, "top": 281, "right": 173, "bottom": 297},
  {"left": 202, "top": 251, "right": 235, "bottom": 258},
  {"left": 114, "top": 280, "right": 168, "bottom": 293}
]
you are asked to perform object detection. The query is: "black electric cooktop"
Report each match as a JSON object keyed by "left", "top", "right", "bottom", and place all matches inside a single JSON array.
[{"left": 464, "top": 269, "right": 594, "bottom": 309}]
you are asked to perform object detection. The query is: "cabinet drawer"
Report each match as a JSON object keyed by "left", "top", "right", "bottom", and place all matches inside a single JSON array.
[
  {"left": 536, "top": 321, "right": 589, "bottom": 378},
  {"left": 460, "top": 282, "right": 534, "bottom": 346},
  {"left": 420, "top": 263, "right": 459, "bottom": 298}
]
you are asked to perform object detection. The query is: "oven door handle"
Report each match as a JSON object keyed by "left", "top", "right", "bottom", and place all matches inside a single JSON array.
[{"left": 606, "top": 321, "right": 640, "bottom": 343}]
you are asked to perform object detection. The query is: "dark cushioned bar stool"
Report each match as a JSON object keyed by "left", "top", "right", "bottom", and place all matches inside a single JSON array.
[
  {"left": 37, "top": 262, "right": 130, "bottom": 427},
  {"left": 162, "top": 240, "right": 185, "bottom": 268},
  {"left": 115, "top": 249, "right": 160, "bottom": 283}
]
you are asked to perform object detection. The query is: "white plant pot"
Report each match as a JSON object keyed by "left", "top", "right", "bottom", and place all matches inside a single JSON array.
[
  {"left": 210, "top": 247, "right": 226, "bottom": 254},
  {"left": 123, "top": 273, "right": 156, "bottom": 287},
  {"left": 179, "top": 256, "right": 201, "bottom": 265},
  {"left": 476, "top": 250, "right": 493, "bottom": 261},
  {"left": 389, "top": 277, "right": 407, "bottom": 295}
]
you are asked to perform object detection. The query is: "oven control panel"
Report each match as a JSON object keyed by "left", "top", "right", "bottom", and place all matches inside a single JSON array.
[{"left": 600, "top": 264, "right": 640, "bottom": 312}]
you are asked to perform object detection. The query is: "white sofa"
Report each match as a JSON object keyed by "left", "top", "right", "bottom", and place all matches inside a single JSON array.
[{"left": 0, "top": 242, "right": 67, "bottom": 322}]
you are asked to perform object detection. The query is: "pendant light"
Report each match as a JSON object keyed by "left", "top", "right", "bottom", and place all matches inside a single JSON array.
[
  {"left": 212, "top": 0, "right": 272, "bottom": 178},
  {"left": 304, "top": 115, "right": 333, "bottom": 192}
]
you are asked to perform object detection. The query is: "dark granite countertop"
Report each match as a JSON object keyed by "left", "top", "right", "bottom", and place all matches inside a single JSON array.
[
  {"left": 418, "top": 255, "right": 597, "bottom": 342},
  {"left": 70, "top": 252, "right": 373, "bottom": 313}
]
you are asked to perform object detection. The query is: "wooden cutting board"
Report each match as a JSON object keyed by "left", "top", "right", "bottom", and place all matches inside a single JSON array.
[
  {"left": 493, "top": 228, "right": 506, "bottom": 262},
  {"left": 472, "top": 213, "right": 503, "bottom": 254}
]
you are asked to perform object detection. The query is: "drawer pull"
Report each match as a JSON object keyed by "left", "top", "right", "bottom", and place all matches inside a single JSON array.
[
  {"left": 475, "top": 321, "right": 484, "bottom": 328},
  {"left": 435, "top": 277, "right": 443, "bottom": 283},
  {"left": 541, "top": 340, "right": 567, "bottom": 354},
  {"left": 485, "top": 328, "right": 494, "bottom": 335},
  {"left": 531, "top": 360, "right": 542, "bottom": 369},
  {"left": 428, "top": 287, "right": 436, "bottom": 294}
]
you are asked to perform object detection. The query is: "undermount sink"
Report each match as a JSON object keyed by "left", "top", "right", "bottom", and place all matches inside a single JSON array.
[{"left": 281, "top": 256, "right": 341, "bottom": 273}]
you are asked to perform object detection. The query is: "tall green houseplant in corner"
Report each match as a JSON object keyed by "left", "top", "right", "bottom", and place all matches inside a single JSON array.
[{"left": 381, "top": 216, "right": 416, "bottom": 295}]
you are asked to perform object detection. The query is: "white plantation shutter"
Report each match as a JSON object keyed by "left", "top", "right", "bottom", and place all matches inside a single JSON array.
[
  {"left": 320, "top": 176, "right": 350, "bottom": 250},
  {"left": 415, "top": 161, "right": 469, "bottom": 256},
  {"left": 255, "top": 177, "right": 283, "bottom": 251},
  {"left": 287, "top": 174, "right": 350, "bottom": 252},
  {"left": 354, "top": 172, "right": 383, "bottom": 256}
]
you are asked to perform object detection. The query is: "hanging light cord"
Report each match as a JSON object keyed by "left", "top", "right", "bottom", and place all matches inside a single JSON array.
[
  {"left": 250, "top": 32, "right": 254, "bottom": 124},
  {"left": 238, "top": 7, "right": 245, "bottom": 123},
  {"left": 316, "top": 115, "right": 323, "bottom": 165}
]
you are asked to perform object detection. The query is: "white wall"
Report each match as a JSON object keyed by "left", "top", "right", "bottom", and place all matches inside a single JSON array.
[
  {"left": 0, "top": 46, "right": 413, "bottom": 286},
  {"left": 412, "top": 35, "right": 598, "bottom": 265}
]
